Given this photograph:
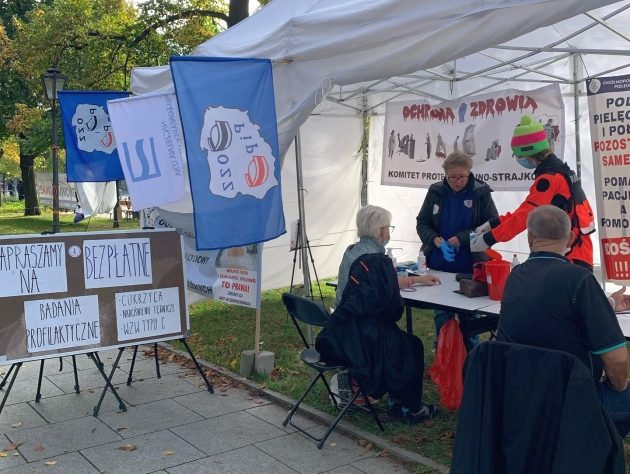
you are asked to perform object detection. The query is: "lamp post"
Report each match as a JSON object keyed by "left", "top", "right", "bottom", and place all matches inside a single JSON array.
[{"left": 41, "top": 65, "right": 67, "bottom": 233}]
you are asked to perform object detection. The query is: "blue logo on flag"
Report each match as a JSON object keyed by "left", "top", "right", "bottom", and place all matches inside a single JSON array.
[
  {"left": 58, "top": 91, "right": 129, "bottom": 182},
  {"left": 171, "top": 57, "right": 285, "bottom": 250},
  {"left": 122, "top": 138, "right": 162, "bottom": 182}
]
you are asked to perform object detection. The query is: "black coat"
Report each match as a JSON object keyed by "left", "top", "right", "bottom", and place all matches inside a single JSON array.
[
  {"left": 452, "top": 341, "right": 624, "bottom": 474},
  {"left": 416, "top": 176, "right": 498, "bottom": 262},
  {"left": 315, "top": 252, "right": 421, "bottom": 398}
]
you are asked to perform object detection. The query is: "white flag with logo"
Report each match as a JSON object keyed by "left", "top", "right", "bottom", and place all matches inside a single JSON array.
[{"left": 108, "top": 92, "right": 187, "bottom": 210}]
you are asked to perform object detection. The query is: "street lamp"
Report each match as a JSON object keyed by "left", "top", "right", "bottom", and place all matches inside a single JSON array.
[{"left": 41, "top": 64, "right": 67, "bottom": 233}]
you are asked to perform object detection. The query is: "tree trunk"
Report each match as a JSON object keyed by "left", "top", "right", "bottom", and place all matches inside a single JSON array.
[
  {"left": 228, "top": 0, "right": 249, "bottom": 27},
  {"left": 20, "top": 154, "right": 40, "bottom": 216}
]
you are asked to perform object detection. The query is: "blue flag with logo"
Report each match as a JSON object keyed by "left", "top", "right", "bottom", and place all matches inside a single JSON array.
[
  {"left": 59, "top": 91, "right": 129, "bottom": 182},
  {"left": 170, "top": 57, "right": 285, "bottom": 250}
]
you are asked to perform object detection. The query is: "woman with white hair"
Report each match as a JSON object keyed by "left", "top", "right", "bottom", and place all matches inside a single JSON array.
[{"left": 316, "top": 205, "right": 440, "bottom": 424}]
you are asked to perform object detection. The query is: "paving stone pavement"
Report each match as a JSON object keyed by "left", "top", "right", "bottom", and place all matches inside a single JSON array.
[{"left": 0, "top": 347, "right": 414, "bottom": 473}]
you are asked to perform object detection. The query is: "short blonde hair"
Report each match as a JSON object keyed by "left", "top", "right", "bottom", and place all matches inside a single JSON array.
[
  {"left": 442, "top": 152, "right": 473, "bottom": 172},
  {"left": 356, "top": 205, "right": 391, "bottom": 239}
]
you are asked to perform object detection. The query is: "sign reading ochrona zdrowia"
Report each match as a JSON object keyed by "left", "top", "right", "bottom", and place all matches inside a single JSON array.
[{"left": 0, "top": 229, "right": 188, "bottom": 365}]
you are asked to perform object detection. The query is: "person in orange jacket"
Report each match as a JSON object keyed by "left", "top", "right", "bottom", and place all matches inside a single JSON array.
[{"left": 470, "top": 114, "right": 595, "bottom": 270}]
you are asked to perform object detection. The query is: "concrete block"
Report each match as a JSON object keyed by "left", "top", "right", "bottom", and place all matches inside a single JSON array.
[
  {"left": 239, "top": 350, "right": 255, "bottom": 377},
  {"left": 254, "top": 351, "right": 275, "bottom": 376}
]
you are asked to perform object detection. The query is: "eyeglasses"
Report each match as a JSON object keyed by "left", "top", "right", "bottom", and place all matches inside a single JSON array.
[
  {"left": 388, "top": 225, "right": 395, "bottom": 233},
  {"left": 446, "top": 174, "right": 470, "bottom": 182}
]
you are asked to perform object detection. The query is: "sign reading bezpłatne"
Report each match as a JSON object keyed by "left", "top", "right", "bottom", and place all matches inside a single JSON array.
[{"left": 0, "top": 229, "right": 188, "bottom": 365}]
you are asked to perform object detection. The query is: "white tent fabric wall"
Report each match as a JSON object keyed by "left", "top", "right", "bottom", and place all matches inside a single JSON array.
[{"left": 256, "top": 103, "right": 363, "bottom": 290}]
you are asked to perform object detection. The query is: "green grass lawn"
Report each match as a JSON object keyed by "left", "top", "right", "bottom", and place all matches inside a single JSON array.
[{"left": 0, "top": 200, "right": 138, "bottom": 234}]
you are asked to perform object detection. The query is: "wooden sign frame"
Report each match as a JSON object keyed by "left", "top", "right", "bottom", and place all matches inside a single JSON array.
[{"left": 0, "top": 228, "right": 188, "bottom": 365}]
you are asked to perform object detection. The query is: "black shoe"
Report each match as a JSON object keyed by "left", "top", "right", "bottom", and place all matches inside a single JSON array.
[
  {"left": 387, "top": 401, "right": 403, "bottom": 418},
  {"left": 402, "top": 404, "right": 437, "bottom": 424}
]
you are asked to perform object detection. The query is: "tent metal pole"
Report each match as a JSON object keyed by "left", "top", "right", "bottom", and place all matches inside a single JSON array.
[
  {"left": 294, "top": 131, "right": 311, "bottom": 295},
  {"left": 294, "top": 130, "right": 313, "bottom": 342},
  {"left": 361, "top": 92, "right": 369, "bottom": 206},
  {"left": 573, "top": 54, "right": 582, "bottom": 180}
]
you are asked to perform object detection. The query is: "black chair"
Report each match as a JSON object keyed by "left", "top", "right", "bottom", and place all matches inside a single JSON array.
[{"left": 281, "top": 292, "right": 384, "bottom": 449}]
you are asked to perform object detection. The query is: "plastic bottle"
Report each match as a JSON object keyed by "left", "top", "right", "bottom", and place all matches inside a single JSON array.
[
  {"left": 386, "top": 248, "right": 397, "bottom": 268},
  {"left": 417, "top": 250, "right": 427, "bottom": 275},
  {"left": 511, "top": 253, "right": 520, "bottom": 269}
]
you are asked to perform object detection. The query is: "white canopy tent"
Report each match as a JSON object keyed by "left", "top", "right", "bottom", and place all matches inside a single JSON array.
[{"left": 131, "top": 0, "right": 630, "bottom": 289}]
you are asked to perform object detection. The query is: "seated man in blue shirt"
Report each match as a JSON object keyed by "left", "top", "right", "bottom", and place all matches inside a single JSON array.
[{"left": 497, "top": 205, "right": 630, "bottom": 437}]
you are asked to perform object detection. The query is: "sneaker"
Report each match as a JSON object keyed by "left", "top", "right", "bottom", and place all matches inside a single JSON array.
[{"left": 402, "top": 404, "right": 437, "bottom": 424}]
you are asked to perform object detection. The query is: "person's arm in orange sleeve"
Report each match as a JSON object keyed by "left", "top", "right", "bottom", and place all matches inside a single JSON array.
[{"left": 482, "top": 174, "right": 559, "bottom": 247}]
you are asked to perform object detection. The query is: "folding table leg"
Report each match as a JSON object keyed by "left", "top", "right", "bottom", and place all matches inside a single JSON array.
[
  {"left": 0, "top": 362, "right": 22, "bottom": 415},
  {"left": 90, "top": 348, "right": 127, "bottom": 416}
]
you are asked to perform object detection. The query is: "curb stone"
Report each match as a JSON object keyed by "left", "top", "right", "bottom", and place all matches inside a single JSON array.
[{"left": 158, "top": 341, "right": 449, "bottom": 474}]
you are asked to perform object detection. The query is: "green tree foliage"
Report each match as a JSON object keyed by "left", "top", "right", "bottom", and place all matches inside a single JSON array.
[{"left": 1, "top": 0, "right": 255, "bottom": 215}]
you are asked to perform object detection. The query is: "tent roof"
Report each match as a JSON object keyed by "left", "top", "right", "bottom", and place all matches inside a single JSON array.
[
  {"left": 131, "top": 0, "right": 628, "bottom": 154},
  {"left": 327, "top": 1, "right": 630, "bottom": 110}
]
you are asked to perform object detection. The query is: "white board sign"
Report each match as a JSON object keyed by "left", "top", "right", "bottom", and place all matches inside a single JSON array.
[
  {"left": 115, "top": 287, "right": 181, "bottom": 341},
  {"left": 83, "top": 238, "right": 152, "bottom": 288},
  {"left": 24, "top": 295, "right": 100, "bottom": 353},
  {"left": 0, "top": 242, "right": 67, "bottom": 297}
]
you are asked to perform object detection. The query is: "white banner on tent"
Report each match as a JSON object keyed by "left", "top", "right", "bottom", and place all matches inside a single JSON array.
[
  {"left": 587, "top": 75, "right": 630, "bottom": 285},
  {"left": 107, "top": 92, "right": 186, "bottom": 210},
  {"left": 142, "top": 207, "right": 263, "bottom": 309},
  {"left": 381, "top": 84, "right": 565, "bottom": 191}
]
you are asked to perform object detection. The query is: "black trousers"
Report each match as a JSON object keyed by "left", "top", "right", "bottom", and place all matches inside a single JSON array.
[{"left": 389, "top": 334, "right": 424, "bottom": 411}]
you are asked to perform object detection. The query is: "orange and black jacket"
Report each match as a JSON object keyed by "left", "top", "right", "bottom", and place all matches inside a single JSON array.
[{"left": 482, "top": 154, "right": 595, "bottom": 267}]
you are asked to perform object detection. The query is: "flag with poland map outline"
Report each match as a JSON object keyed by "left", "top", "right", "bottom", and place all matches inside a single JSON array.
[
  {"left": 58, "top": 90, "right": 129, "bottom": 182},
  {"left": 170, "top": 57, "right": 285, "bottom": 250}
]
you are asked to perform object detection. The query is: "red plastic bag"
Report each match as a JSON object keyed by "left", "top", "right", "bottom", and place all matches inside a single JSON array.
[{"left": 428, "top": 318, "right": 467, "bottom": 410}]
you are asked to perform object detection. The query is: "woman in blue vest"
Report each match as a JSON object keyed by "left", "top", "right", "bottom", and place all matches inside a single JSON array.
[{"left": 416, "top": 152, "right": 498, "bottom": 349}]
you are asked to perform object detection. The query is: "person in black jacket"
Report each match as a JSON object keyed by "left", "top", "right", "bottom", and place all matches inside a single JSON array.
[
  {"left": 316, "top": 205, "right": 440, "bottom": 424},
  {"left": 416, "top": 152, "right": 498, "bottom": 348}
]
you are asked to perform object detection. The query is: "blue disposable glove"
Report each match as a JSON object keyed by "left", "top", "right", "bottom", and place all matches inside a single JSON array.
[{"left": 439, "top": 241, "right": 456, "bottom": 262}]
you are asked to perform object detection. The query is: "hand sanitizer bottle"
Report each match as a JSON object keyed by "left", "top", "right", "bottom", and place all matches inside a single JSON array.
[
  {"left": 511, "top": 253, "right": 520, "bottom": 269},
  {"left": 386, "top": 248, "right": 397, "bottom": 268},
  {"left": 417, "top": 250, "right": 427, "bottom": 275}
]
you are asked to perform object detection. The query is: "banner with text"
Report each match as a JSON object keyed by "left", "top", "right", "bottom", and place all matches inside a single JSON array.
[
  {"left": 108, "top": 92, "right": 187, "bottom": 210},
  {"left": 35, "top": 172, "right": 76, "bottom": 210},
  {"left": 170, "top": 57, "right": 285, "bottom": 250},
  {"left": 587, "top": 75, "right": 630, "bottom": 284},
  {"left": 0, "top": 229, "right": 188, "bottom": 365},
  {"left": 58, "top": 90, "right": 129, "bottom": 182},
  {"left": 381, "top": 84, "right": 565, "bottom": 191},
  {"left": 142, "top": 207, "right": 263, "bottom": 309}
]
